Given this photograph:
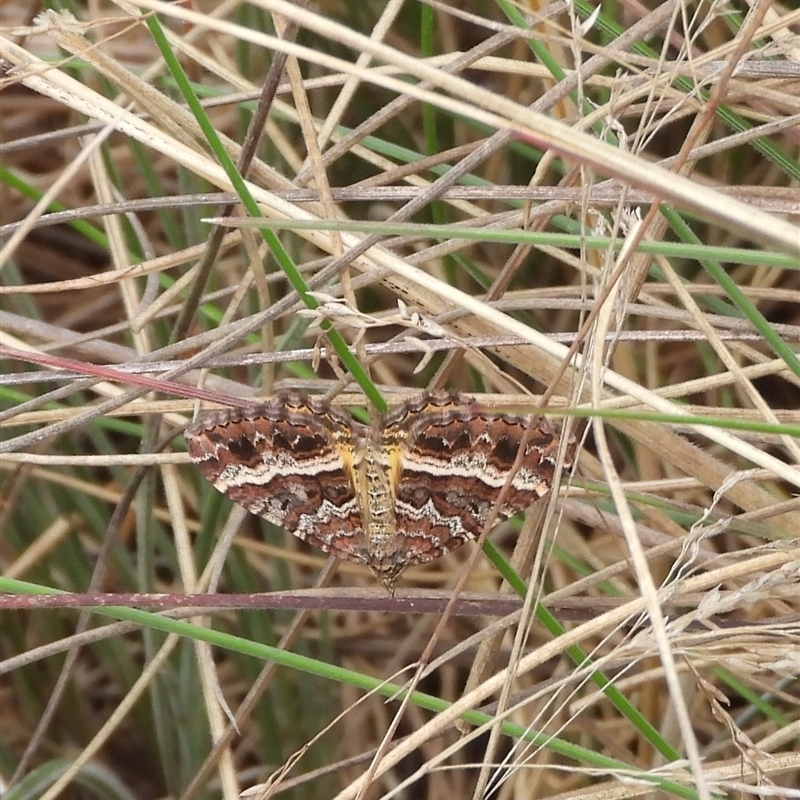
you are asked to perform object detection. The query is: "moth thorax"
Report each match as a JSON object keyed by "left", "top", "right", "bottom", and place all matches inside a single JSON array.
[{"left": 361, "top": 452, "right": 396, "bottom": 545}]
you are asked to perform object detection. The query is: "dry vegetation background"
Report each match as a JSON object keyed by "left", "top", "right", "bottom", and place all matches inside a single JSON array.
[{"left": 1, "top": 1, "right": 799, "bottom": 799}]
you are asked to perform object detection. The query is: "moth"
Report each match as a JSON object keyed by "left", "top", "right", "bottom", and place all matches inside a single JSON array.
[{"left": 185, "top": 391, "right": 573, "bottom": 592}]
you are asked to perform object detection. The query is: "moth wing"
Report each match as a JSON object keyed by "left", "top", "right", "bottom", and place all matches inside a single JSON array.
[
  {"left": 387, "top": 394, "right": 568, "bottom": 567},
  {"left": 185, "top": 394, "right": 374, "bottom": 566}
]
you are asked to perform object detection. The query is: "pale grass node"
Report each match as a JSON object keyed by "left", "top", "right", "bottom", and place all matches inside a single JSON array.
[
  {"left": 299, "top": 292, "right": 383, "bottom": 330},
  {"left": 579, "top": 3, "right": 602, "bottom": 35},
  {"left": 403, "top": 336, "right": 436, "bottom": 374},
  {"left": 395, "top": 298, "right": 473, "bottom": 350},
  {"left": 602, "top": 111, "right": 629, "bottom": 152},
  {"left": 297, "top": 293, "right": 475, "bottom": 372}
]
